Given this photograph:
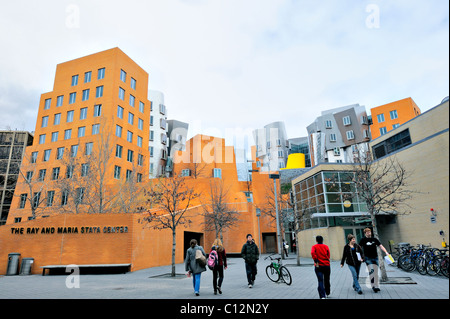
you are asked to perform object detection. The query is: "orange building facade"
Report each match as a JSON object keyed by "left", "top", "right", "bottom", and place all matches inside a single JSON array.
[
  {"left": 370, "top": 97, "right": 421, "bottom": 139},
  {"left": 0, "top": 48, "right": 280, "bottom": 275}
]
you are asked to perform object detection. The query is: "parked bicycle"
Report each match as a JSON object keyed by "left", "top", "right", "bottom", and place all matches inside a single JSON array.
[{"left": 264, "top": 253, "right": 292, "bottom": 285}]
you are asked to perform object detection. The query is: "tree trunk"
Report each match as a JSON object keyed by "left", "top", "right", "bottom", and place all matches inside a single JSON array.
[
  {"left": 370, "top": 212, "right": 388, "bottom": 282},
  {"left": 171, "top": 229, "right": 176, "bottom": 277}
]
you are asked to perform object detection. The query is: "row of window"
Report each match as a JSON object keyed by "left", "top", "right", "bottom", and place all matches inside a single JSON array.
[
  {"left": 376, "top": 110, "right": 398, "bottom": 123},
  {"left": 324, "top": 115, "right": 369, "bottom": 129},
  {"left": 44, "top": 86, "right": 104, "bottom": 110},
  {"left": 328, "top": 129, "right": 370, "bottom": 143},
  {"left": 71, "top": 68, "right": 105, "bottom": 87},
  {"left": 181, "top": 168, "right": 222, "bottom": 178}
]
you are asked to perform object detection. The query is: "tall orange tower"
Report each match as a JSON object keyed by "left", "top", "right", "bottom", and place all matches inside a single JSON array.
[
  {"left": 370, "top": 97, "right": 421, "bottom": 140},
  {"left": 7, "top": 48, "right": 150, "bottom": 223}
]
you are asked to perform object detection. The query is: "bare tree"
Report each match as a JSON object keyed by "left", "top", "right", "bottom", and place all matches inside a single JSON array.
[
  {"left": 141, "top": 174, "right": 200, "bottom": 277},
  {"left": 345, "top": 149, "right": 417, "bottom": 281},
  {"left": 201, "top": 178, "right": 241, "bottom": 242},
  {"left": 16, "top": 152, "right": 50, "bottom": 219}
]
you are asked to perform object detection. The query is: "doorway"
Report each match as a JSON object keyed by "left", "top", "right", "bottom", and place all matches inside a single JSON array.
[
  {"left": 262, "top": 232, "right": 277, "bottom": 253},
  {"left": 184, "top": 231, "right": 204, "bottom": 259}
]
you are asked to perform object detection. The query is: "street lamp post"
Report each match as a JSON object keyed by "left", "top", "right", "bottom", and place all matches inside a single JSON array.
[
  {"left": 269, "top": 173, "right": 282, "bottom": 257},
  {"left": 256, "top": 208, "right": 262, "bottom": 251}
]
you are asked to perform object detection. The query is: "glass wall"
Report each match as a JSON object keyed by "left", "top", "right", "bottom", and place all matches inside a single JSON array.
[{"left": 293, "top": 170, "right": 369, "bottom": 231}]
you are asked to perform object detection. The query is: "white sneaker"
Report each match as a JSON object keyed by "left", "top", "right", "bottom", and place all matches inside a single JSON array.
[{"left": 248, "top": 284, "right": 252, "bottom": 288}]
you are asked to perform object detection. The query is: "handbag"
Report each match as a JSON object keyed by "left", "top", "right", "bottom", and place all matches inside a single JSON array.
[{"left": 195, "top": 248, "right": 206, "bottom": 267}]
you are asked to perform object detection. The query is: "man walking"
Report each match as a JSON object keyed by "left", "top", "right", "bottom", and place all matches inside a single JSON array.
[
  {"left": 359, "top": 227, "right": 389, "bottom": 293},
  {"left": 241, "top": 234, "right": 259, "bottom": 288},
  {"left": 311, "top": 235, "right": 331, "bottom": 299}
]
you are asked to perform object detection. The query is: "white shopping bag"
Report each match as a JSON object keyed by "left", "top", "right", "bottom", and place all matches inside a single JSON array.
[{"left": 384, "top": 254, "right": 394, "bottom": 265}]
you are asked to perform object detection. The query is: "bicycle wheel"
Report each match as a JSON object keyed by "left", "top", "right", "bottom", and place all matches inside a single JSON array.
[
  {"left": 426, "top": 258, "right": 440, "bottom": 276},
  {"left": 265, "top": 265, "right": 279, "bottom": 282},
  {"left": 279, "top": 266, "right": 292, "bottom": 285},
  {"left": 416, "top": 257, "right": 427, "bottom": 275},
  {"left": 398, "top": 255, "right": 415, "bottom": 272},
  {"left": 440, "top": 257, "right": 449, "bottom": 278}
]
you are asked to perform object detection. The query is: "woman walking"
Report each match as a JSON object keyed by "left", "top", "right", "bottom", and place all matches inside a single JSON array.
[
  {"left": 185, "top": 239, "right": 206, "bottom": 296},
  {"left": 210, "top": 238, "right": 227, "bottom": 295},
  {"left": 341, "top": 234, "right": 364, "bottom": 295}
]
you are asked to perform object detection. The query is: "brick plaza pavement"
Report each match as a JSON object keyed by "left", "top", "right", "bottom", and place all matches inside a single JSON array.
[{"left": 1, "top": 254, "right": 448, "bottom": 300}]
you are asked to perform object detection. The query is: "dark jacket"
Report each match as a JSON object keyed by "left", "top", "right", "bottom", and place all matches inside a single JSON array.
[
  {"left": 241, "top": 241, "right": 259, "bottom": 264},
  {"left": 341, "top": 244, "right": 364, "bottom": 267},
  {"left": 185, "top": 245, "right": 207, "bottom": 274}
]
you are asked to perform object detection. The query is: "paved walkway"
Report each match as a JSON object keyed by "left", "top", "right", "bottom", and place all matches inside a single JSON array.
[{"left": 1, "top": 255, "right": 448, "bottom": 300}]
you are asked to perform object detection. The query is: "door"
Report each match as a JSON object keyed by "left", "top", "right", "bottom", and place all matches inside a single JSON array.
[{"left": 262, "top": 232, "right": 277, "bottom": 253}]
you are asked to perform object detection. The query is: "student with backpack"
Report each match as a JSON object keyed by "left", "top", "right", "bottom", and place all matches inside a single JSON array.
[
  {"left": 208, "top": 238, "right": 227, "bottom": 295},
  {"left": 185, "top": 239, "right": 206, "bottom": 296}
]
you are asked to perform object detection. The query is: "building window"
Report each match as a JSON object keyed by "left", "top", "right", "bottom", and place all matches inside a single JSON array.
[
  {"left": 31, "top": 151, "right": 38, "bottom": 163},
  {"left": 46, "top": 191, "right": 55, "bottom": 207},
  {"left": 26, "top": 171, "right": 33, "bottom": 182},
  {"left": 66, "top": 110, "right": 74, "bottom": 123},
  {"left": 120, "top": 69, "right": 127, "bottom": 82},
  {"left": 61, "top": 190, "right": 69, "bottom": 206},
  {"left": 51, "top": 132, "right": 58, "bottom": 142},
  {"left": 137, "top": 136, "right": 143, "bottom": 147},
  {"left": 137, "top": 173, "right": 142, "bottom": 183},
  {"left": 85, "top": 142, "right": 93, "bottom": 156},
  {"left": 92, "top": 124, "right": 100, "bottom": 135},
  {"left": 57, "top": 95, "right": 64, "bottom": 107},
  {"left": 38, "top": 169, "right": 46, "bottom": 181},
  {"left": 82, "top": 89, "right": 90, "bottom": 101},
  {"left": 71, "top": 75, "right": 79, "bottom": 86},
  {"left": 329, "top": 133, "right": 336, "bottom": 142},
  {"left": 116, "top": 145, "right": 123, "bottom": 158},
  {"left": 56, "top": 147, "right": 64, "bottom": 160},
  {"left": 390, "top": 110, "right": 398, "bottom": 120},
  {"left": 80, "top": 107, "right": 87, "bottom": 120},
  {"left": 346, "top": 130, "right": 355, "bottom": 140},
  {"left": 213, "top": 168, "right": 222, "bottom": 178},
  {"left": 137, "top": 154, "right": 144, "bottom": 166},
  {"left": 94, "top": 104, "right": 102, "bottom": 117},
  {"left": 372, "top": 129, "right": 412, "bottom": 159},
  {"left": 39, "top": 134, "right": 46, "bottom": 144},
  {"left": 116, "top": 125, "right": 122, "bottom": 138},
  {"left": 138, "top": 118, "right": 144, "bottom": 130},
  {"left": 41, "top": 116, "right": 49, "bottom": 128},
  {"left": 19, "top": 194, "right": 27, "bottom": 209},
  {"left": 70, "top": 145, "right": 78, "bottom": 157},
  {"left": 119, "top": 87, "right": 125, "bottom": 100},
  {"left": 160, "top": 118, "right": 166, "bottom": 130},
  {"left": 96, "top": 86, "right": 103, "bottom": 98},
  {"left": 126, "top": 170, "right": 133, "bottom": 181},
  {"left": 84, "top": 71, "right": 92, "bottom": 83},
  {"left": 69, "top": 92, "right": 76, "bottom": 104},
  {"left": 52, "top": 167, "right": 60, "bottom": 180},
  {"left": 377, "top": 113, "right": 385, "bottom": 123},
  {"left": 66, "top": 165, "right": 74, "bottom": 179},
  {"left": 64, "top": 129, "right": 72, "bottom": 140},
  {"left": 44, "top": 98, "right": 51, "bottom": 110},
  {"left": 150, "top": 115, "right": 153, "bottom": 126},
  {"left": 127, "top": 131, "right": 133, "bottom": 143},
  {"left": 333, "top": 147, "right": 340, "bottom": 156},
  {"left": 81, "top": 163, "right": 89, "bottom": 177},
  {"left": 139, "top": 101, "right": 144, "bottom": 113},
  {"left": 278, "top": 150, "right": 284, "bottom": 158},
  {"left": 361, "top": 116, "right": 368, "bottom": 125},
  {"left": 54, "top": 113, "right": 61, "bottom": 125},
  {"left": 149, "top": 146, "right": 154, "bottom": 157},
  {"left": 131, "top": 77, "right": 136, "bottom": 90},
  {"left": 127, "top": 149, "right": 134, "bottom": 163},
  {"left": 98, "top": 67, "right": 105, "bottom": 80},
  {"left": 117, "top": 105, "right": 124, "bottom": 119},
  {"left": 128, "top": 112, "right": 134, "bottom": 125},
  {"left": 343, "top": 116, "right": 351, "bottom": 126},
  {"left": 379, "top": 127, "right": 387, "bottom": 136},
  {"left": 325, "top": 120, "right": 332, "bottom": 128},
  {"left": 114, "top": 165, "right": 121, "bottom": 179},
  {"left": 43, "top": 149, "right": 51, "bottom": 162},
  {"left": 160, "top": 104, "right": 166, "bottom": 115},
  {"left": 363, "top": 129, "right": 370, "bottom": 139},
  {"left": 392, "top": 123, "right": 400, "bottom": 129},
  {"left": 150, "top": 130, "right": 154, "bottom": 141},
  {"left": 181, "top": 169, "right": 190, "bottom": 177},
  {"left": 129, "top": 94, "right": 135, "bottom": 107}
]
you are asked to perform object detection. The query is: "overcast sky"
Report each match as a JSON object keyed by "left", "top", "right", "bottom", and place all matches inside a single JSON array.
[{"left": 0, "top": 0, "right": 448, "bottom": 148}]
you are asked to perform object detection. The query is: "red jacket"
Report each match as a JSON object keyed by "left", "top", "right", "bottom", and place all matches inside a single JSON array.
[{"left": 311, "top": 243, "right": 330, "bottom": 266}]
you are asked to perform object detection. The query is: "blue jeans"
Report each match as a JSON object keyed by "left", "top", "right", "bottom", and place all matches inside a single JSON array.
[
  {"left": 314, "top": 266, "right": 331, "bottom": 298},
  {"left": 348, "top": 264, "right": 361, "bottom": 292},
  {"left": 192, "top": 273, "right": 201, "bottom": 293}
]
